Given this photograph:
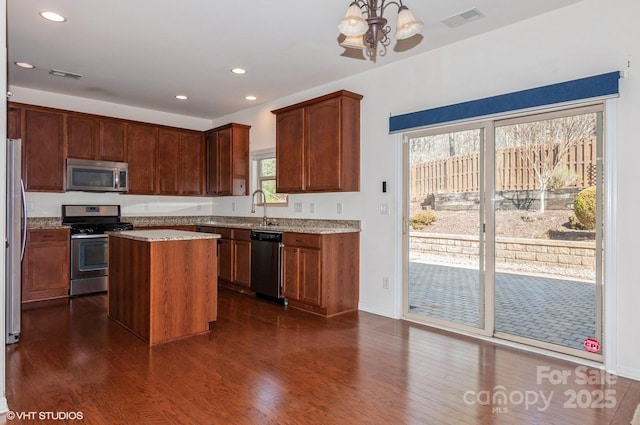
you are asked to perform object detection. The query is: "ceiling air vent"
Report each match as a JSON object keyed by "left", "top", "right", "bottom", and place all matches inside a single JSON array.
[
  {"left": 49, "top": 69, "right": 83, "bottom": 80},
  {"left": 442, "top": 8, "right": 484, "bottom": 28}
]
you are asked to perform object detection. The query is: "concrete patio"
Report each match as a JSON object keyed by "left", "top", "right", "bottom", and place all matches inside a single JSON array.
[{"left": 408, "top": 262, "right": 597, "bottom": 352}]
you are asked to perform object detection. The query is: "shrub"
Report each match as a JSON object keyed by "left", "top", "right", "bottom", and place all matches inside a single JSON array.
[
  {"left": 410, "top": 210, "right": 437, "bottom": 230},
  {"left": 550, "top": 167, "right": 580, "bottom": 189},
  {"left": 572, "top": 186, "right": 596, "bottom": 230}
]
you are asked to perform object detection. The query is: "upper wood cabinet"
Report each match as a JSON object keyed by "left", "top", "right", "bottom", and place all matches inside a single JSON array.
[
  {"left": 272, "top": 90, "right": 362, "bottom": 193},
  {"left": 8, "top": 102, "right": 205, "bottom": 195},
  {"left": 127, "top": 123, "right": 158, "bottom": 194},
  {"left": 205, "top": 123, "right": 250, "bottom": 196},
  {"left": 67, "top": 114, "right": 126, "bottom": 162},
  {"left": 180, "top": 131, "right": 205, "bottom": 195},
  {"left": 97, "top": 119, "right": 126, "bottom": 162},
  {"left": 23, "top": 108, "right": 65, "bottom": 192},
  {"left": 157, "top": 129, "right": 204, "bottom": 195},
  {"left": 157, "top": 129, "right": 181, "bottom": 194}
]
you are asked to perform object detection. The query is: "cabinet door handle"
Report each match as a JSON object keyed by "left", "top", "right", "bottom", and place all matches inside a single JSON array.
[
  {"left": 295, "top": 239, "right": 303, "bottom": 243},
  {"left": 293, "top": 248, "right": 297, "bottom": 253}
]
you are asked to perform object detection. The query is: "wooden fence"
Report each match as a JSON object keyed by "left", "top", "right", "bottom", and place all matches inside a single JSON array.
[{"left": 411, "top": 138, "right": 596, "bottom": 198}]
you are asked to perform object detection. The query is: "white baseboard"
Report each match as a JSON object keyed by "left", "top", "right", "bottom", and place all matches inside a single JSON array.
[
  {"left": 357, "top": 304, "right": 399, "bottom": 319},
  {"left": 613, "top": 365, "right": 640, "bottom": 382}
]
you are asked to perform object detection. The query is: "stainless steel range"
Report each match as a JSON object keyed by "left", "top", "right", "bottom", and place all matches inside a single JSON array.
[{"left": 62, "top": 205, "right": 133, "bottom": 296}]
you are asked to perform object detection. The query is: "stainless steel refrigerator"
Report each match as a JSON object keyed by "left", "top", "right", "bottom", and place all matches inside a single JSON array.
[{"left": 6, "top": 139, "right": 26, "bottom": 344}]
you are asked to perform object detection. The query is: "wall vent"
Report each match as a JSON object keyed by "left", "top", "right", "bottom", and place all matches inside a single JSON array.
[
  {"left": 49, "top": 69, "right": 83, "bottom": 80},
  {"left": 442, "top": 8, "right": 484, "bottom": 28}
]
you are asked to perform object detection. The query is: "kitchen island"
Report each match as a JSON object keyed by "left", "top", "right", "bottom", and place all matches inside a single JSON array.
[{"left": 108, "top": 229, "right": 220, "bottom": 345}]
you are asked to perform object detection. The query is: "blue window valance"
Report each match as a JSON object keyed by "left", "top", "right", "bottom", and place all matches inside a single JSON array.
[{"left": 389, "top": 71, "right": 620, "bottom": 133}]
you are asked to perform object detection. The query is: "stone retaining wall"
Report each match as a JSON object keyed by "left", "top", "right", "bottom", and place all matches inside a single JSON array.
[{"left": 410, "top": 232, "right": 596, "bottom": 280}]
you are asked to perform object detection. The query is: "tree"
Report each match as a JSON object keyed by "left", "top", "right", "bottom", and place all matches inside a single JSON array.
[{"left": 496, "top": 113, "right": 596, "bottom": 212}]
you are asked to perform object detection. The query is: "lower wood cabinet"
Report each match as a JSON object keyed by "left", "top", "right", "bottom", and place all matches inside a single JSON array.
[
  {"left": 22, "top": 228, "right": 70, "bottom": 302},
  {"left": 282, "top": 232, "right": 359, "bottom": 317},
  {"left": 196, "top": 226, "right": 251, "bottom": 291}
]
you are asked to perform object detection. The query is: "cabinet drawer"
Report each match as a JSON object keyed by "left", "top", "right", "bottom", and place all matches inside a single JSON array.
[
  {"left": 27, "top": 229, "right": 69, "bottom": 243},
  {"left": 283, "top": 232, "right": 321, "bottom": 249},
  {"left": 233, "top": 229, "right": 251, "bottom": 241},
  {"left": 215, "top": 228, "right": 233, "bottom": 239}
]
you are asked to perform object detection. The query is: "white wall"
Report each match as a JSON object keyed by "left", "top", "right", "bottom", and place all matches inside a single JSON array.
[{"left": 10, "top": 0, "right": 640, "bottom": 380}]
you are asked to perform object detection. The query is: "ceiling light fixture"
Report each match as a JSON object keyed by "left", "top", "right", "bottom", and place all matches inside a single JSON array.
[
  {"left": 338, "top": 0, "right": 423, "bottom": 62},
  {"left": 175, "top": 95, "right": 188, "bottom": 100},
  {"left": 15, "top": 62, "right": 35, "bottom": 69},
  {"left": 231, "top": 68, "right": 247, "bottom": 75},
  {"left": 245, "top": 95, "right": 257, "bottom": 101},
  {"left": 39, "top": 11, "right": 66, "bottom": 23}
]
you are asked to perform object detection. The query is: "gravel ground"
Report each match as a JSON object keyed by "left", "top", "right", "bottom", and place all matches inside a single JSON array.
[{"left": 416, "top": 209, "right": 595, "bottom": 240}]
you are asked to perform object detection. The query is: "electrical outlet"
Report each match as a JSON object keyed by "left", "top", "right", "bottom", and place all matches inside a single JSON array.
[
  {"left": 231, "top": 202, "right": 236, "bottom": 212},
  {"left": 309, "top": 202, "right": 315, "bottom": 214},
  {"left": 382, "top": 277, "right": 389, "bottom": 290},
  {"left": 337, "top": 202, "right": 343, "bottom": 214},
  {"left": 294, "top": 202, "right": 303, "bottom": 213},
  {"left": 380, "top": 203, "right": 389, "bottom": 215}
]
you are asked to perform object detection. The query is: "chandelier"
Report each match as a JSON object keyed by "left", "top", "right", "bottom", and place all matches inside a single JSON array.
[{"left": 338, "top": 0, "right": 423, "bottom": 62}]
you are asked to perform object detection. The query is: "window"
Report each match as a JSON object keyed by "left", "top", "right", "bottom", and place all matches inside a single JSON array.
[{"left": 254, "top": 153, "right": 287, "bottom": 205}]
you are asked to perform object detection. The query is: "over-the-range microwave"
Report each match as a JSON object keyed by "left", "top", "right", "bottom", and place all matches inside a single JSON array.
[{"left": 66, "top": 158, "right": 129, "bottom": 192}]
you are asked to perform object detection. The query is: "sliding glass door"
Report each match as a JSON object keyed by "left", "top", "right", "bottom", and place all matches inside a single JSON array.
[
  {"left": 405, "top": 124, "right": 487, "bottom": 333},
  {"left": 404, "top": 104, "right": 604, "bottom": 360}
]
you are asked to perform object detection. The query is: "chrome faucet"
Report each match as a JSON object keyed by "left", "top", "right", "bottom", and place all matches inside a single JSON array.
[{"left": 251, "top": 189, "right": 269, "bottom": 226}]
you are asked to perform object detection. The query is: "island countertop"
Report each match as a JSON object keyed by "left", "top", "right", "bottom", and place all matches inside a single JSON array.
[{"left": 109, "top": 229, "right": 221, "bottom": 242}]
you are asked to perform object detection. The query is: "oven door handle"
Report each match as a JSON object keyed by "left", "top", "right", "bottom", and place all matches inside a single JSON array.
[{"left": 71, "top": 234, "right": 109, "bottom": 240}]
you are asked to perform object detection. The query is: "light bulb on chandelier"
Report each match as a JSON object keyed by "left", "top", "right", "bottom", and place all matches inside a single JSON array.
[{"left": 338, "top": 1, "right": 423, "bottom": 62}]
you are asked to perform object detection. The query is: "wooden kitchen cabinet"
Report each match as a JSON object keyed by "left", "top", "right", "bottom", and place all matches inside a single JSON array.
[
  {"left": 274, "top": 108, "right": 304, "bottom": 193},
  {"left": 23, "top": 107, "right": 65, "bottom": 192},
  {"left": 157, "top": 129, "right": 181, "bottom": 194},
  {"left": 97, "top": 119, "right": 126, "bottom": 162},
  {"left": 282, "top": 231, "right": 359, "bottom": 317},
  {"left": 67, "top": 114, "right": 97, "bottom": 159},
  {"left": 7, "top": 104, "right": 22, "bottom": 140},
  {"left": 67, "top": 114, "right": 127, "bottom": 162},
  {"left": 283, "top": 244, "right": 321, "bottom": 306},
  {"left": 205, "top": 123, "right": 250, "bottom": 196},
  {"left": 22, "top": 228, "right": 70, "bottom": 302},
  {"left": 272, "top": 90, "right": 362, "bottom": 193},
  {"left": 196, "top": 226, "right": 251, "bottom": 291},
  {"left": 127, "top": 122, "right": 158, "bottom": 194},
  {"left": 180, "top": 131, "right": 205, "bottom": 195}
]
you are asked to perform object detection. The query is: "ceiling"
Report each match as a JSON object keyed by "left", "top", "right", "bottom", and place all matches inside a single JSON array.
[{"left": 7, "top": 0, "right": 581, "bottom": 120}]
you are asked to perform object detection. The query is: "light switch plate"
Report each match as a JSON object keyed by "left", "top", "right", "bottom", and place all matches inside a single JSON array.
[
  {"left": 309, "top": 202, "right": 315, "bottom": 213},
  {"left": 337, "top": 203, "right": 343, "bottom": 214}
]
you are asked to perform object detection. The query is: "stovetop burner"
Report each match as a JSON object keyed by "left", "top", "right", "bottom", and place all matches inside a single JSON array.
[
  {"left": 69, "top": 222, "right": 134, "bottom": 235},
  {"left": 62, "top": 204, "right": 133, "bottom": 235}
]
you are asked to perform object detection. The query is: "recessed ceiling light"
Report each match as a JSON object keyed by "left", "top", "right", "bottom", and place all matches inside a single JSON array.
[
  {"left": 15, "top": 62, "right": 35, "bottom": 69},
  {"left": 231, "top": 68, "right": 247, "bottom": 75},
  {"left": 245, "top": 95, "right": 257, "bottom": 101},
  {"left": 39, "top": 11, "right": 66, "bottom": 23},
  {"left": 176, "top": 95, "right": 188, "bottom": 100}
]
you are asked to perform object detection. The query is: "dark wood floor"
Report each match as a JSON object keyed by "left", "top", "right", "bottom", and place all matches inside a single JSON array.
[{"left": 3, "top": 288, "right": 639, "bottom": 424}]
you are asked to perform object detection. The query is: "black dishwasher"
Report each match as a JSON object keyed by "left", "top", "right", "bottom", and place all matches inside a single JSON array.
[{"left": 250, "top": 231, "right": 286, "bottom": 304}]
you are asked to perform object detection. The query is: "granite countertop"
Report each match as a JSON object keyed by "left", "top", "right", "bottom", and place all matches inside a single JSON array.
[
  {"left": 28, "top": 215, "right": 361, "bottom": 234},
  {"left": 109, "top": 229, "right": 221, "bottom": 242},
  {"left": 196, "top": 222, "right": 359, "bottom": 234}
]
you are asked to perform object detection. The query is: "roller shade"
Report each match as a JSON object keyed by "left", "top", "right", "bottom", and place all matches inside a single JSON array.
[{"left": 389, "top": 71, "right": 620, "bottom": 133}]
